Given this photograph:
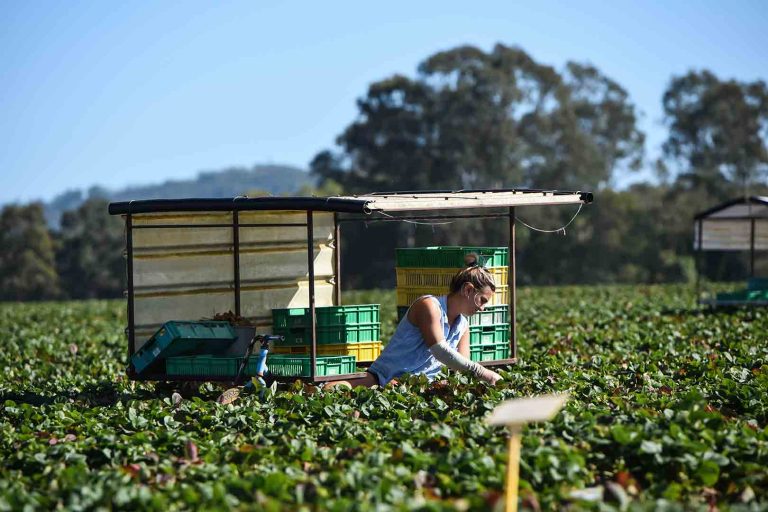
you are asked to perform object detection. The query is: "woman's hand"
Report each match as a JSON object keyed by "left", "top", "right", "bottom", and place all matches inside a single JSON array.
[{"left": 479, "top": 367, "right": 503, "bottom": 385}]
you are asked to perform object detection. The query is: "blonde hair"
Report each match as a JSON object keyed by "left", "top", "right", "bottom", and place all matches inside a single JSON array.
[{"left": 449, "top": 265, "right": 496, "bottom": 294}]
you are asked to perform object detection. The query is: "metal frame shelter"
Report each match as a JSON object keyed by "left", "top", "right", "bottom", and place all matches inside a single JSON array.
[
  {"left": 694, "top": 196, "right": 768, "bottom": 302},
  {"left": 109, "top": 188, "right": 593, "bottom": 384}
]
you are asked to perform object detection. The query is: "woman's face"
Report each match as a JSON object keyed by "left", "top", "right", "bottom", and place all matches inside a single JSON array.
[{"left": 462, "top": 284, "right": 495, "bottom": 315}]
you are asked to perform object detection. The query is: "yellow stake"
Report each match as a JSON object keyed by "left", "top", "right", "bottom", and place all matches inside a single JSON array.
[
  {"left": 505, "top": 428, "right": 521, "bottom": 512},
  {"left": 487, "top": 394, "right": 569, "bottom": 512}
]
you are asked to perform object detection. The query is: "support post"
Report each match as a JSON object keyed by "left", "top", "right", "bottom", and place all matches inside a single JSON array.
[
  {"left": 509, "top": 207, "right": 517, "bottom": 360},
  {"left": 307, "top": 211, "right": 317, "bottom": 380},
  {"left": 505, "top": 427, "right": 522, "bottom": 512},
  {"left": 334, "top": 212, "right": 341, "bottom": 306},
  {"left": 696, "top": 219, "right": 702, "bottom": 301},
  {"left": 233, "top": 211, "right": 241, "bottom": 316},
  {"left": 750, "top": 218, "right": 756, "bottom": 278},
  {"left": 126, "top": 214, "right": 135, "bottom": 363}
]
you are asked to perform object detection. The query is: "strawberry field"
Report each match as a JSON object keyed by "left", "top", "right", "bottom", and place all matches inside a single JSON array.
[{"left": 1, "top": 284, "right": 767, "bottom": 511}]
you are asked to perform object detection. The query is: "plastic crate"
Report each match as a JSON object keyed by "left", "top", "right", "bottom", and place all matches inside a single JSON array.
[
  {"left": 470, "top": 342, "right": 511, "bottom": 362},
  {"left": 272, "top": 304, "right": 380, "bottom": 329},
  {"left": 396, "top": 266, "right": 507, "bottom": 288},
  {"left": 396, "top": 285, "right": 508, "bottom": 307},
  {"left": 747, "top": 278, "right": 768, "bottom": 291},
  {"left": 397, "top": 305, "right": 508, "bottom": 326},
  {"left": 716, "top": 288, "right": 768, "bottom": 302},
  {"left": 468, "top": 305, "right": 508, "bottom": 326},
  {"left": 270, "top": 341, "right": 382, "bottom": 362},
  {"left": 273, "top": 323, "right": 380, "bottom": 346},
  {"left": 396, "top": 246, "right": 508, "bottom": 268},
  {"left": 469, "top": 324, "right": 509, "bottom": 345},
  {"left": 166, "top": 355, "right": 240, "bottom": 377},
  {"left": 267, "top": 355, "right": 356, "bottom": 377},
  {"left": 132, "top": 321, "right": 237, "bottom": 374}
]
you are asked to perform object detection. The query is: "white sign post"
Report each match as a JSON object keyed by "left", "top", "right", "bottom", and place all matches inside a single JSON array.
[{"left": 487, "top": 393, "right": 569, "bottom": 512}]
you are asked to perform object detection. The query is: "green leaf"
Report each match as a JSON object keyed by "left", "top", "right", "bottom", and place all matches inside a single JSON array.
[
  {"left": 640, "top": 440, "right": 662, "bottom": 454},
  {"left": 610, "top": 425, "right": 636, "bottom": 445},
  {"left": 696, "top": 460, "right": 720, "bottom": 486}
]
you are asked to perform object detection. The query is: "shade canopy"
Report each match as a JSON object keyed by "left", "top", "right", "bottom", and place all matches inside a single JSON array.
[
  {"left": 108, "top": 188, "right": 593, "bottom": 216},
  {"left": 694, "top": 196, "right": 768, "bottom": 251}
]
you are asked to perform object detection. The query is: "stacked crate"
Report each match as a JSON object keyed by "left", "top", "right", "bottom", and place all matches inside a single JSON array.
[
  {"left": 268, "top": 304, "right": 382, "bottom": 376},
  {"left": 395, "top": 246, "right": 510, "bottom": 362}
]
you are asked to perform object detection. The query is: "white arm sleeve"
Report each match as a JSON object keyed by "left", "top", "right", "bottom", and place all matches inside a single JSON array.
[{"left": 429, "top": 340, "right": 502, "bottom": 383}]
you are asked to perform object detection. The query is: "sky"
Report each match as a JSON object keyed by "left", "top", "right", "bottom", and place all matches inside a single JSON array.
[{"left": 1, "top": 0, "right": 766, "bottom": 204}]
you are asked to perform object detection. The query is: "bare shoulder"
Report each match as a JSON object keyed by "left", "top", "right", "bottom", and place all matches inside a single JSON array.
[{"left": 407, "top": 296, "right": 441, "bottom": 327}]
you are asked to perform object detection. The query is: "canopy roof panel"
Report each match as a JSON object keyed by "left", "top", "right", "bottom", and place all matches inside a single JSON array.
[{"left": 108, "top": 188, "right": 593, "bottom": 215}]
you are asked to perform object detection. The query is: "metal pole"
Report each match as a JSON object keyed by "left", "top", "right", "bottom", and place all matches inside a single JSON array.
[
  {"left": 509, "top": 207, "right": 517, "bottom": 361},
  {"left": 334, "top": 212, "right": 341, "bottom": 306},
  {"left": 126, "top": 214, "right": 135, "bottom": 363},
  {"left": 336, "top": 212, "right": 512, "bottom": 223},
  {"left": 750, "top": 218, "right": 756, "bottom": 278},
  {"left": 696, "top": 219, "right": 702, "bottom": 301},
  {"left": 307, "top": 211, "right": 317, "bottom": 380},
  {"left": 233, "top": 211, "right": 241, "bottom": 316}
]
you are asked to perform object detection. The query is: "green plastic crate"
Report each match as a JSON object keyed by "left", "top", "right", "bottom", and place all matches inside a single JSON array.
[
  {"left": 266, "top": 355, "right": 356, "bottom": 377},
  {"left": 273, "top": 323, "right": 381, "bottom": 346},
  {"left": 715, "top": 288, "right": 768, "bottom": 302},
  {"left": 396, "top": 246, "right": 508, "bottom": 268},
  {"left": 132, "top": 321, "right": 237, "bottom": 374},
  {"left": 166, "top": 355, "right": 240, "bottom": 377},
  {"left": 470, "top": 341, "right": 510, "bottom": 362},
  {"left": 272, "top": 304, "right": 380, "bottom": 329},
  {"left": 397, "top": 305, "right": 508, "bottom": 326},
  {"left": 469, "top": 324, "right": 509, "bottom": 345},
  {"left": 468, "top": 306, "right": 509, "bottom": 327},
  {"left": 747, "top": 277, "right": 768, "bottom": 291}
]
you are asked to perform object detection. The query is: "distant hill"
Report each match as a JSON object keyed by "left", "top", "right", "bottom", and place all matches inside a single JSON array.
[{"left": 43, "top": 164, "right": 316, "bottom": 227}]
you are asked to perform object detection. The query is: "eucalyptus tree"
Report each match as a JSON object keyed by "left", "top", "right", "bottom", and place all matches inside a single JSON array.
[
  {"left": 662, "top": 70, "right": 768, "bottom": 198},
  {"left": 55, "top": 198, "right": 125, "bottom": 299},
  {"left": 0, "top": 203, "right": 61, "bottom": 301},
  {"left": 311, "top": 44, "right": 645, "bottom": 287}
]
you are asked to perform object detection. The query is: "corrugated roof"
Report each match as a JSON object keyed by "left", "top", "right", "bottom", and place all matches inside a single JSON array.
[{"left": 694, "top": 196, "right": 768, "bottom": 220}]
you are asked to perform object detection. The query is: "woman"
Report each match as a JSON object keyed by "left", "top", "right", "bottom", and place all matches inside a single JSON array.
[{"left": 334, "top": 265, "right": 503, "bottom": 388}]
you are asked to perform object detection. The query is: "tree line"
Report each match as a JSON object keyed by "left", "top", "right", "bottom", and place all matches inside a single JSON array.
[
  {"left": 1, "top": 44, "right": 766, "bottom": 300},
  {"left": 312, "top": 45, "right": 768, "bottom": 288}
]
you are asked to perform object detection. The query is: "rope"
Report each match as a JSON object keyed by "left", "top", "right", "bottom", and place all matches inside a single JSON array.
[
  {"left": 376, "top": 210, "right": 455, "bottom": 226},
  {"left": 372, "top": 202, "right": 584, "bottom": 235},
  {"left": 516, "top": 203, "right": 584, "bottom": 235}
]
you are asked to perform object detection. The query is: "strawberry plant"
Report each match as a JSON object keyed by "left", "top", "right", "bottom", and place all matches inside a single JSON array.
[{"left": 0, "top": 285, "right": 766, "bottom": 510}]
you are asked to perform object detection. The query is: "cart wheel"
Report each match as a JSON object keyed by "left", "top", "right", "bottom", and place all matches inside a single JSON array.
[
  {"left": 178, "top": 381, "right": 202, "bottom": 396},
  {"left": 153, "top": 381, "right": 176, "bottom": 394}
]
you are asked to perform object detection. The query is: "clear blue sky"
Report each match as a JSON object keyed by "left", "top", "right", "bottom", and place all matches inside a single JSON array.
[{"left": 1, "top": 0, "right": 766, "bottom": 204}]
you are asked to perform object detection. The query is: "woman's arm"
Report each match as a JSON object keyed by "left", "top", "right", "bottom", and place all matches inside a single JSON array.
[
  {"left": 408, "top": 297, "right": 501, "bottom": 385},
  {"left": 457, "top": 329, "right": 470, "bottom": 359},
  {"left": 406, "top": 297, "right": 446, "bottom": 348}
]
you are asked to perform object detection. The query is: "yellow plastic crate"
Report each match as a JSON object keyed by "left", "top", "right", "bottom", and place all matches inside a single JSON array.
[
  {"left": 270, "top": 341, "right": 382, "bottom": 362},
  {"left": 396, "top": 266, "right": 508, "bottom": 288},
  {"left": 396, "top": 285, "right": 508, "bottom": 307}
]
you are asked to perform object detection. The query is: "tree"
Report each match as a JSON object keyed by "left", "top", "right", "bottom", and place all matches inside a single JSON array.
[
  {"left": 310, "top": 44, "right": 645, "bottom": 288},
  {"left": 55, "top": 198, "right": 125, "bottom": 299},
  {"left": 316, "top": 44, "right": 644, "bottom": 194},
  {"left": 0, "top": 203, "right": 61, "bottom": 301},
  {"left": 662, "top": 70, "right": 768, "bottom": 198}
]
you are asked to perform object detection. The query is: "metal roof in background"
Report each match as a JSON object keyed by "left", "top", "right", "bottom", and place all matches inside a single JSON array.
[
  {"left": 694, "top": 196, "right": 768, "bottom": 220},
  {"left": 108, "top": 188, "right": 593, "bottom": 215}
]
